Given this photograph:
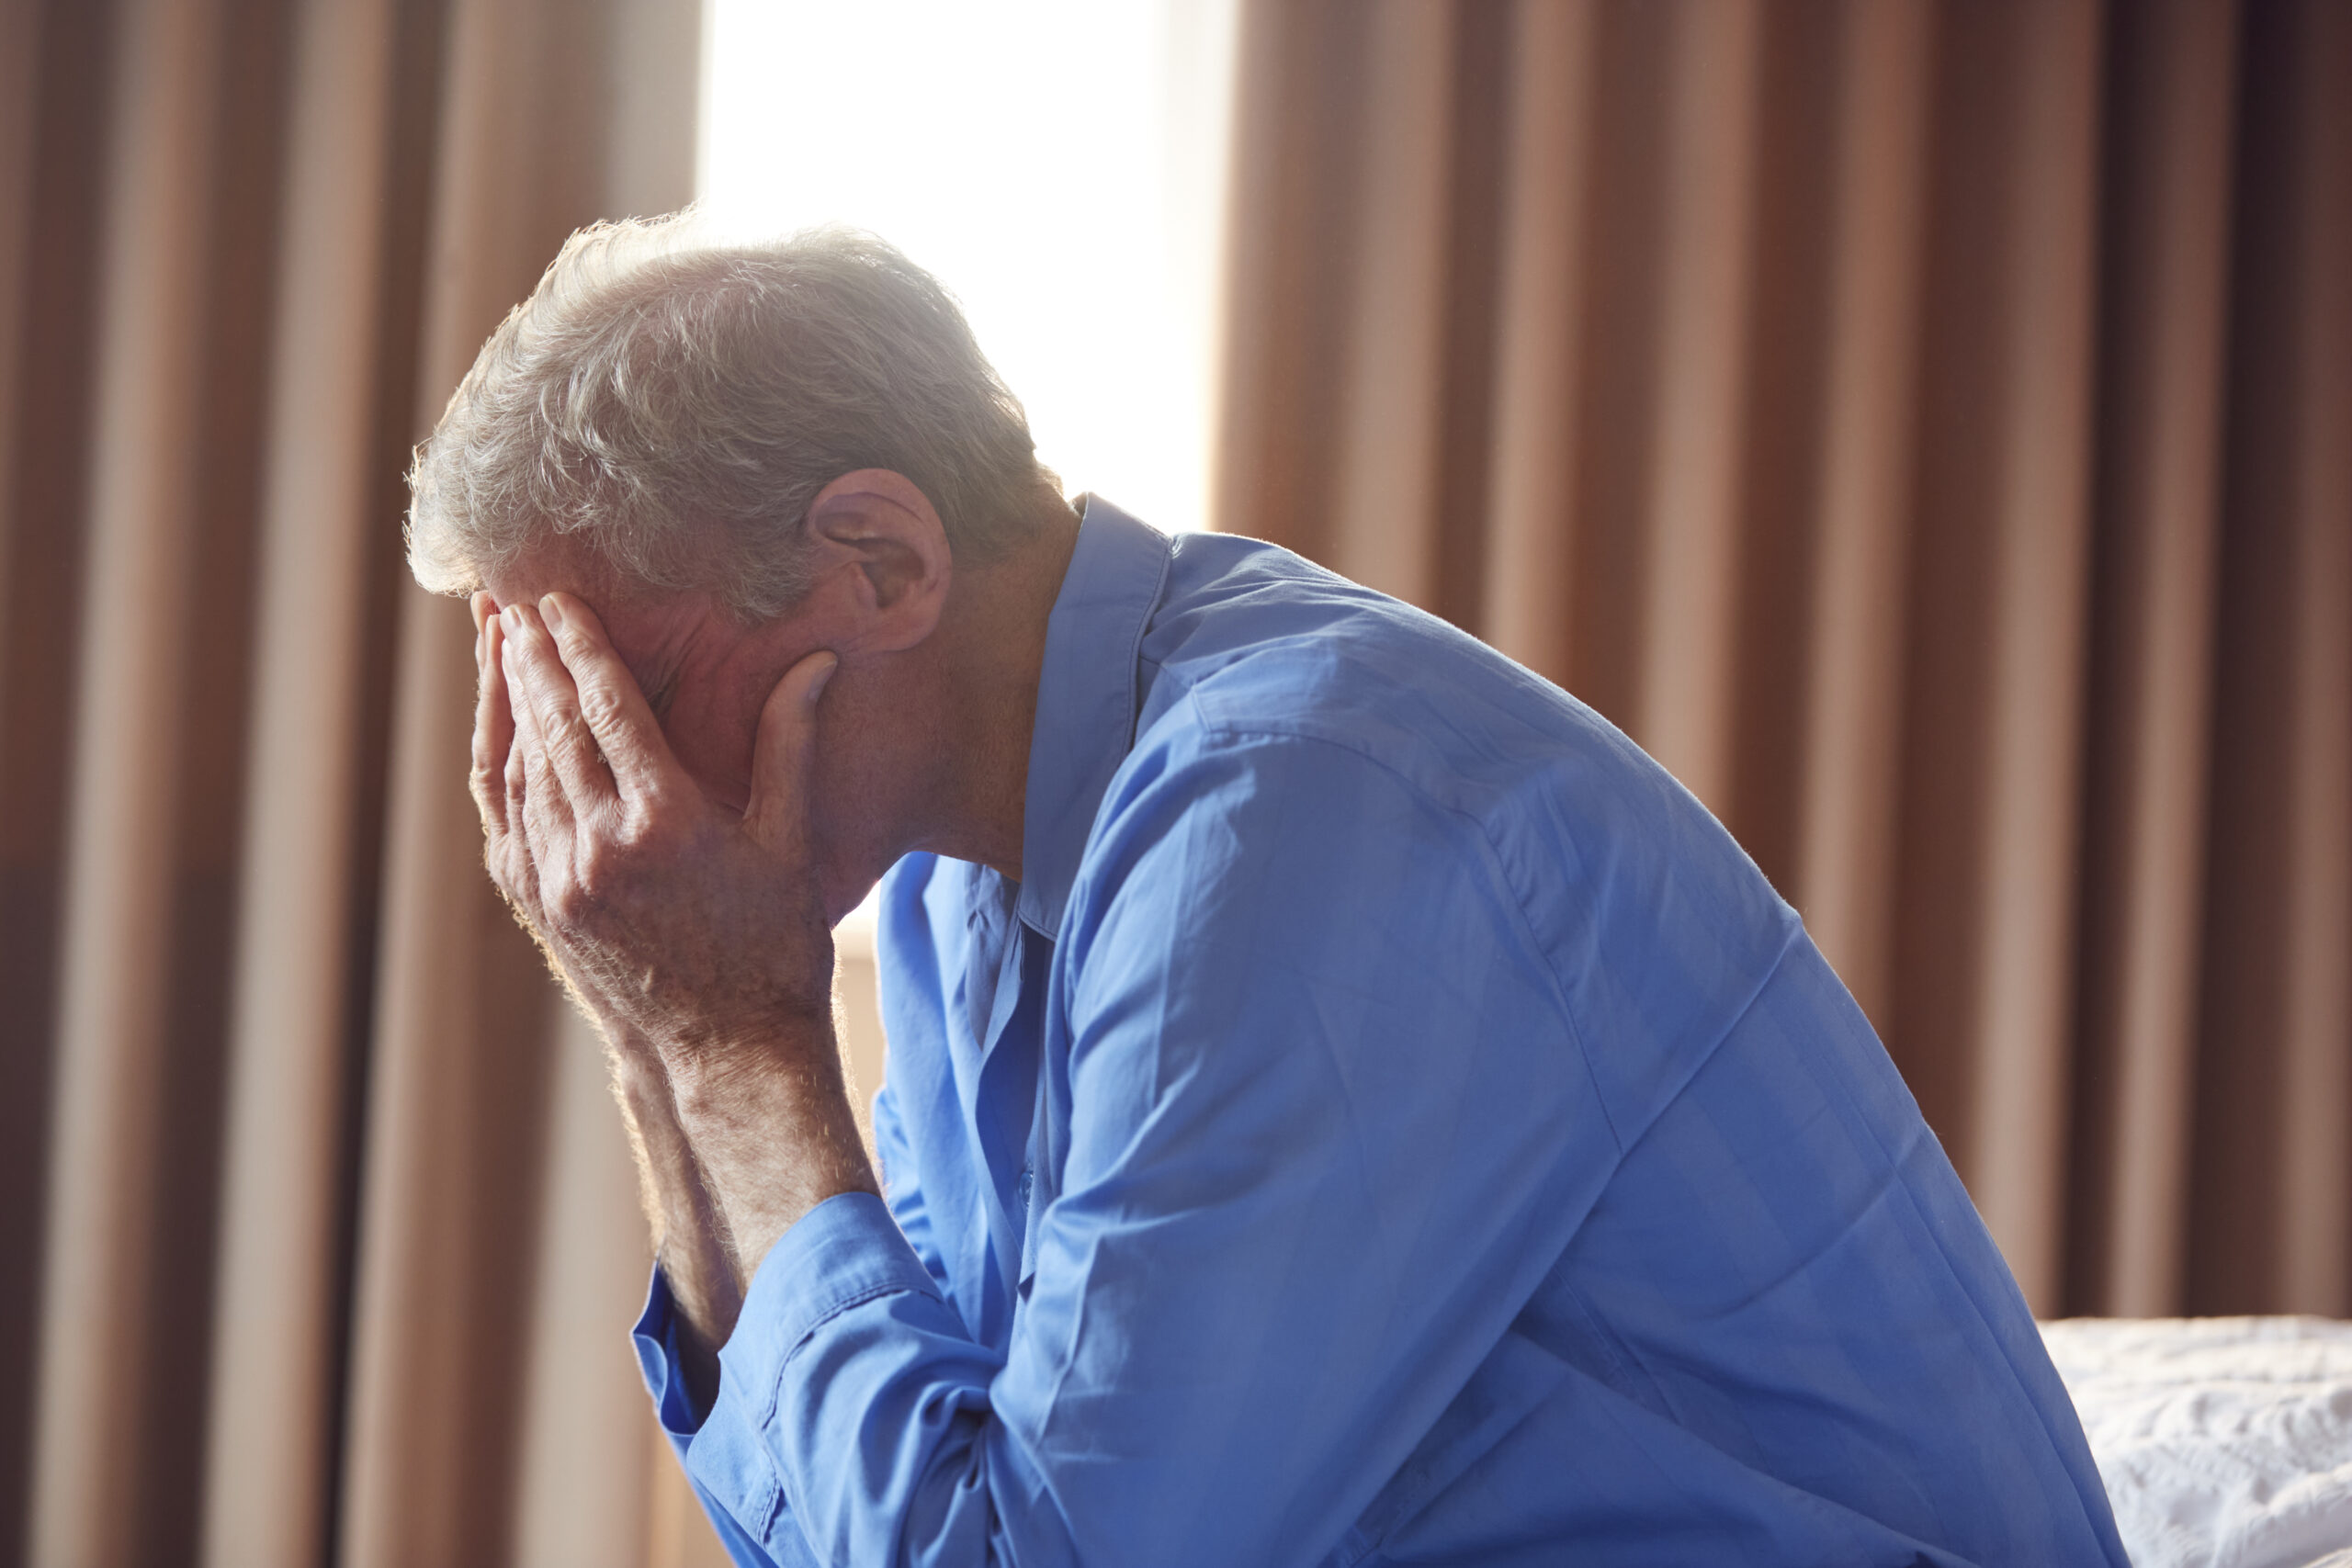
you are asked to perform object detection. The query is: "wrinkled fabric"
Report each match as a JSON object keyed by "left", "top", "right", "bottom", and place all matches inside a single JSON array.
[
  {"left": 632, "top": 498, "right": 2129, "bottom": 1567},
  {"left": 2043, "top": 1315, "right": 2352, "bottom": 1568}
]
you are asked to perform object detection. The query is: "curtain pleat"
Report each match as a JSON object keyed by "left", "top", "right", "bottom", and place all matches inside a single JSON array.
[
  {"left": 2068, "top": 0, "right": 2240, "bottom": 1319},
  {"left": 1481, "top": 1, "right": 1597, "bottom": 686},
  {"left": 1634, "top": 0, "right": 1757, "bottom": 808},
  {"left": 1789, "top": 0, "right": 1930, "bottom": 1032},
  {"left": 1902, "top": 0, "right": 2104, "bottom": 1311},
  {"left": 1325, "top": 0, "right": 1452, "bottom": 608},
  {"left": 2189, "top": 0, "right": 2352, "bottom": 1316},
  {"left": 1216, "top": 0, "right": 2352, "bottom": 1318},
  {"left": 198, "top": 1, "right": 402, "bottom": 1562},
  {"left": 2268, "top": 3, "right": 2351, "bottom": 1314},
  {"left": 30, "top": 3, "right": 252, "bottom": 1562},
  {"left": 0, "top": 0, "right": 702, "bottom": 1562},
  {"left": 507, "top": 1013, "right": 662, "bottom": 1568},
  {"left": 0, "top": 2, "right": 36, "bottom": 615},
  {"left": 0, "top": 3, "right": 112, "bottom": 1556}
]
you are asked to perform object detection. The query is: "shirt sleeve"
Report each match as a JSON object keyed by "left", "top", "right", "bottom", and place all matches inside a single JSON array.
[
  {"left": 706, "top": 722, "right": 1593, "bottom": 1568},
  {"left": 630, "top": 1268, "right": 824, "bottom": 1568}
]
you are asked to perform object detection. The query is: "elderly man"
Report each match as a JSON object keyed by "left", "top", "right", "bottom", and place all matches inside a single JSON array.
[{"left": 411, "top": 218, "right": 2127, "bottom": 1567}]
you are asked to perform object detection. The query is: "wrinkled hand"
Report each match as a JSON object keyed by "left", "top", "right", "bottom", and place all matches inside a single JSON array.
[{"left": 471, "top": 593, "right": 839, "bottom": 1069}]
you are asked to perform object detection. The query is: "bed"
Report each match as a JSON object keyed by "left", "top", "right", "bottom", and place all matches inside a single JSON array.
[{"left": 2041, "top": 1315, "right": 2352, "bottom": 1568}]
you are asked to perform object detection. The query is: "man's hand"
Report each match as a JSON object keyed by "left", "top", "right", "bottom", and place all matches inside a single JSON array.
[
  {"left": 478, "top": 593, "right": 835, "bottom": 1062},
  {"left": 470, "top": 592, "right": 877, "bottom": 1362}
]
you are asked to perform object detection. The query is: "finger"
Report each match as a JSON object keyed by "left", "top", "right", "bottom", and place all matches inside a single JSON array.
[
  {"left": 502, "top": 615, "right": 579, "bottom": 832},
  {"left": 473, "top": 610, "right": 515, "bottom": 839},
  {"left": 744, "top": 648, "right": 838, "bottom": 854},
  {"left": 503, "top": 602, "right": 620, "bottom": 817},
  {"left": 537, "top": 592, "right": 691, "bottom": 805},
  {"left": 503, "top": 623, "right": 530, "bottom": 818},
  {"left": 503, "top": 627, "right": 577, "bottom": 888},
  {"left": 491, "top": 634, "right": 544, "bottom": 913}
]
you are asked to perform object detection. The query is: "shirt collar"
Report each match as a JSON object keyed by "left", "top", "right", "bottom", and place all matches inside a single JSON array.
[{"left": 1013, "top": 495, "right": 1171, "bottom": 940}]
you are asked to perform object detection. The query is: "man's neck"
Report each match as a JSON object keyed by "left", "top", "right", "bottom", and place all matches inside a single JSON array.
[{"left": 910, "top": 491, "right": 1083, "bottom": 886}]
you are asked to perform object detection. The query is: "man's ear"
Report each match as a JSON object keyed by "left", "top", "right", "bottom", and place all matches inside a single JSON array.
[{"left": 801, "top": 468, "right": 952, "bottom": 654}]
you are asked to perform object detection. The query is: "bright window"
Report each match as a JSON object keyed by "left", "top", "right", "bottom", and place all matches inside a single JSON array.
[{"left": 697, "top": 0, "right": 1240, "bottom": 536}]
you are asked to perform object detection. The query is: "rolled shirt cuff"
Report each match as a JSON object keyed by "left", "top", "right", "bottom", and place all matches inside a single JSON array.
[
  {"left": 631, "top": 1266, "right": 707, "bottom": 1440},
  {"left": 721, "top": 1189, "right": 948, "bottom": 1430},
  {"left": 628, "top": 1194, "right": 941, "bottom": 1567}
]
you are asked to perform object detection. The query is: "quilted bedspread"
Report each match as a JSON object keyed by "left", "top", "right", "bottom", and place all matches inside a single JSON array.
[{"left": 2042, "top": 1315, "right": 2352, "bottom": 1568}]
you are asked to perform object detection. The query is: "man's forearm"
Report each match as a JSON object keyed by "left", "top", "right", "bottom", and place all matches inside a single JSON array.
[
  {"left": 603, "top": 1026, "right": 744, "bottom": 1411},
  {"left": 602, "top": 999, "right": 879, "bottom": 1416},
  {"left": 658, "top": 1005, "right": 880, "bottom": 1290}
]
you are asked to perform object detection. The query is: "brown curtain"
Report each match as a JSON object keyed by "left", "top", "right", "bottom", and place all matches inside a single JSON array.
[
  {"left": 0, "top": 0, "right": 729, "bottom": 1565},
  {"left": 1216, "top": 0, "right": 2350, "bottom": 1321}
]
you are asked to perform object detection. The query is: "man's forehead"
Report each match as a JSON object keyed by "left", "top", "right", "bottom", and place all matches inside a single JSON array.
[{"left": 483, "top": 562, "right": 708, "bottom": 715}]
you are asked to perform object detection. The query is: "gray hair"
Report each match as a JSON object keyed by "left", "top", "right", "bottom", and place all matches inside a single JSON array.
[{"left": 406, "top": 213, "right": 1054, "bottom": 619}]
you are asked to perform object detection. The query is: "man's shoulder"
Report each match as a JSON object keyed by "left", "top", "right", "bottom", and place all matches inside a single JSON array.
[
  {"left": 1136, "top": 533, "right": 1645, "bottom": 831},
  {"left": 1121, "top": 536, "right": 1797, "bottom": 992}
]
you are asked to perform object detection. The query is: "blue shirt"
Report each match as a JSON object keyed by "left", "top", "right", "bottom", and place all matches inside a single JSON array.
[{"left": 633, "top": 498, "right": 2128, "bottom": 1567}]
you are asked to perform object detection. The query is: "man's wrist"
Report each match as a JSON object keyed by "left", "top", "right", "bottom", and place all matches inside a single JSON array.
[
  {"left": 640, "top": 991, "right": 836, "bottom": 1077},
  {"left": 662, "top": 1024, "right": 879, "bottom": 1280}
]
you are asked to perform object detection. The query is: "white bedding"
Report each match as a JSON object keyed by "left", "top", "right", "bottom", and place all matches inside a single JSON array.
[{"left": 2042, "top": 1315, "right": 2352, "bottom": 1568}]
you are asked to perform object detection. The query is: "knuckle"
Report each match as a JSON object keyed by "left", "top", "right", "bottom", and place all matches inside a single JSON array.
[
  {"left": 573, "top": 829, "right": 637, "bottom": 897},
  {"left": 578, "top": 682, "right": 625, "bottom": 730},
  {"left": 621, "top": 803, "right": 678, "bottom": 858},
  {"left": 490, "top": 857, "right": 534, "bottom": 918},
  {"left": 488, "top": 845, "right": 531, "bottom": 908},
  {"left": 633, "top": 780, "right": 677, "bottom": 823},
  {"left": 545, "top": 872, "right": 597, "bottom": 927},
  {"left": 551, "top": 711, "right": 596, "bottom": 763},
  {"left": 573, "top": 842, "right": 613, "bottom": 898}
]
